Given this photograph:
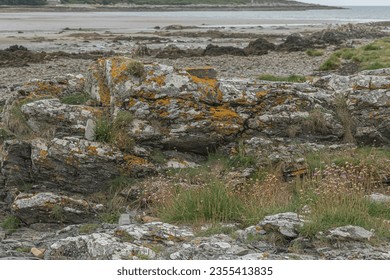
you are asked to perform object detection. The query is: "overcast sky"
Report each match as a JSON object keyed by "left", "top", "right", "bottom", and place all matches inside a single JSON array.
[{"left": 301, "top": 0, "right": 389, "bottom": 6}]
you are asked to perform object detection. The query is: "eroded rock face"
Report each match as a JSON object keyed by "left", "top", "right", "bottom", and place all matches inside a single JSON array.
[
  {"left": 12, "top": 192, "right": 98, "bottom": 225},
  {"left": 259, "top": 212, "right": 304, "bottom": 238},
  {"left": 326, "top": 226, "right": 374, "bottom": 241},
  {"left": 86, "top": 57, "right": 390, "bottom": 152},
  {"left": 1, "top": 137, "right": 155, "bottom": 194},
  {"left": 21, "top": 99, "right": 99, "bottom": 138},
  {"left": 47, "top": 233, "right": 155, "bottom": 260}
]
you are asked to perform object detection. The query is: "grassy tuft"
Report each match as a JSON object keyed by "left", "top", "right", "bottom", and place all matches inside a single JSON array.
[
  {"left": 126, "top": 60, "right": 145, "bottom": 78},
  {"left": 60, "top": 93, "right": 91, "bottom": 105},
  {"left": 259, "top": 74, "right": 306, "bottom": 83},
  {"left": 1, "top": 215, "right": 21, "bottom": 234},
  {"left": 320, "top": 38, "right": 390, "bottom": 71},
  {"left": 94, "top": 111, "right": 135, "bottom": 152},
  {"left": 306, "top": 49, "right": 324, "bottom": 57},
  {"left": 79, "top": 223, "right": 99, "bottom": 234},
  {"left": 319, "top": 55, "right": 341, "bottom": 71},
  {"left": 158, "top": 181, "right": 245, "bottom": 224}
]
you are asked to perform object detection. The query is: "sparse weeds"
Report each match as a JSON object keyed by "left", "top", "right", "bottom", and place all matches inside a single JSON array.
[
  {"left": 258, "top": 74, "right": 306, "bottom": 83},
  {"left": 126, "top": 60, "right": 145, "bottom": 78},
  {"left": 306, "top": 49, "right": 324, "bottom": 57},
  {"left": 51, "top": 205, "right": 65, "bottom": 223},
  {"left": 319, "top": 55, "right": 341, "bottom": 71},
  {"left": 79, "top": 223, "right": 99, "bottom": 234},
  {"left": 155, "top": 146, "right": 390, "bottom": 240},
  {"left": 94, "top": 111, "right": 135, "bottom": 152},
  {"left": 60, "top": 92, "right": 91, "bottom": 105},
  {"left": 320, "top": 38, "right": 390, "bottom": 71},
  {"left": 1, "top": 215, "right": 21, "bottom": 234},
  {"left": 334, "top": 94, "right": 355, "bottom": 143},
  {"left": 7, "top": 103, "right": 32, "bottom": 137},
  {"left": 300, "top": 109, "right": 330, "bottom": 135}
]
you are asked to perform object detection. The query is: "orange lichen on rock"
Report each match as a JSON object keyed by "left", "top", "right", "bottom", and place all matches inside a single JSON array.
[
  {"left": 256, "top": 91, "right": 269, "bottom": 98},
  {"left": 189, "top": 74, "right": 222, "bottom": 103},
  {"left": 147, "top": 75, "right": 166, "bottom": 86},
  {"left": 39, "top": 150, "right": 48, "bottom": 159},
  {"left": 87, "top": 146, "right": 98, "bottom": 156},
  {"left": 210, "top": 107, "right": 240, "bottom": 121},
  {"left": 27, "top": 81, "right": 63, "bottom": 96},
  {"left": 111, "top": 57, "right": 132, "bottom": 83},
  {"left": 156, "top": 98, "right": 171, "bottom": 106},
  {"left": 123, "top": 154, "right": 150, "bottom": 168}
]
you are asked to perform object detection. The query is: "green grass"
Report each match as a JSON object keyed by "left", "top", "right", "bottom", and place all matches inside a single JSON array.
[
  {"left": 158, "top": 181, "right": 245, "bottom": 224},
  {"left": 156, "top": 146, "right": 390, "bottom": 240},
  {"left": 1, "top": 215, "right": 21, "bottom": 234},
  {"left": 299, "top": 195, "right": 390, "bottom": 239},
  {"left": 320, "top": 38, "right": 390, "bottom": 71},
  {"left": 79, "top": 223, "right": 99, "bottom": 234},
  {"left": 319, "top": 55, "right": 341, "bottom": 71},
  {"left": 94, "top": 116, "right": 112, "bottom": 143},
  {"left": 259, "top": 74, "right": 306, "bottom": 83},
  {"left": 306, "top": 49, "right": 324, "bottom": 57},
  {"left": 94, "top": 111, "right": 135, "bottom": 151},
  {"left": 60, "top": 93, "right": 91, "bottom": 105}
]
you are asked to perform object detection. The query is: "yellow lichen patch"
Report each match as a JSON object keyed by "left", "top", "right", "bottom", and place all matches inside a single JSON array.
[
  {"left": 147, "top": 75, "right": 166, "bottom": 86},
  {"left": 210, "top": 107, "right": 239, "bottom": 121},
  {"left": 274, "top": 96, "right": 288, "bottom": 105},
  {"left": 193, "top": 112, "right": 205, "bottom": 121},
  {"left": 87, "top": 146, "right": 98, "bottom": 156},
  {"left": 256, "top": 91, "right": 269, "bottom": 98},
  {"left": 111, "top": 57, "right": 132, "bottom": 83},
  {"left": 189, "top": 74, "right": 222, "bottom": 102},
  {"left": 156, "top": 98, "right": 171, "bottom": 107},
  {"left": 26, "top": 81, "right": 62, "bottom": 96},
  {"left": 123, "top": 155, "right": 149, "bottom": 167},
  {"left": 39, "top": 150, "right": 48, "bottom": 159},
  {"left": 93, "top": 70, "right": 111, "bottom": 107},
  {"left": 128, "top": 98, "right": 137, "bottom": 108}
]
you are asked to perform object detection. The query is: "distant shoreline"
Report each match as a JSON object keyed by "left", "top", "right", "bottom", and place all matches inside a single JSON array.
[{"left": 0, "top": 4, "right": 344, "bottom": 13}]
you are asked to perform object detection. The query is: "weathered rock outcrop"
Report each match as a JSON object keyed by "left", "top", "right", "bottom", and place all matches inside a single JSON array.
[
  {"left": 85, "top": 57, "right": 390, "bottom": 155},
  {"left": 2, "top": 213, "right": 388, "bottom": 260},
  {"left": 12, "top": 192, "right": 99, "bottom": 225}
]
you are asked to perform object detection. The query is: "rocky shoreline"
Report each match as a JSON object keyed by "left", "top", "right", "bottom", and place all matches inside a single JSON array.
[{"left": 0, "top": 21, "right": 390, "bottom": 260}]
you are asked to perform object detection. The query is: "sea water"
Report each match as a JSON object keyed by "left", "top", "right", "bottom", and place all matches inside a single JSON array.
[{"left": 0, "top": 6, "right": 389, "bottom": 33}]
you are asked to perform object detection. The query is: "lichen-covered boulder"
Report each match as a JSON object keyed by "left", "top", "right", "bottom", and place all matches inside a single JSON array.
[
  {"left": 47, "top": 233, "right": 155, "bottom": 260},
  {"left": 84, "top": 58, "right": 388, "bottom": 151},
  {"left": 1, "top": 137, "right": 155, "bottom": 194},
  {"left": 12, "top": 192, "right": 99, "bottom": 225},
  {"left": 326, "top": 226, "right": 374, "bottom": 241},
  {"left": 21, "top": 99, "right": 100, "bottom": 138},
  {"left": 259, "top": 212, "right": 304, "bottom": 238}
]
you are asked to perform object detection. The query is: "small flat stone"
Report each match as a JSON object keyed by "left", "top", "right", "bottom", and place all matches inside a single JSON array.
[
  {"left": 118, "top": 214, "right": 131, "bottom": 226},
  {"left": 30, "top": 247, "right": 45, "bottom": 259}
]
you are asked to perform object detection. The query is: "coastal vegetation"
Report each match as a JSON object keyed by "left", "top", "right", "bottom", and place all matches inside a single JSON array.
[
  {"left": 320, "top": 38, "right": 390, "bottom": 71},
  {"left": 258, "top": 74, "right": 306, "bottom": 83},
  {"left": 154, "top": 146, "right": 390, "bottom": 238}
]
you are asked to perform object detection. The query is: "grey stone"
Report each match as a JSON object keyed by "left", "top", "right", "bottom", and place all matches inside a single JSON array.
[
  {"left": 327, "top": 226, "right": 374, "bottom": 241},
  {"left": 47, "top": 233, "right": 155, "bottom": 260},
  {"left": 11, "top": 192, "right": 98, "bottom": 225},
  {"left": 118, "top": 214, "right": 131, "bottom": 226},
  {"left": 259, "top": 212, "right": 304, "bottom": 238},
  {"left": 84, "top": 119, "right": 96, "bottom": 141},
  {"left": 367, "top": 193, "right": 390, "bottom": 204}
]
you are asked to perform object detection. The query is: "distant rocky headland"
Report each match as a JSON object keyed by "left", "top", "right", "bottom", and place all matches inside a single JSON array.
[{"left": 0, "top": 0, "right": 342, "bottom": 12}]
